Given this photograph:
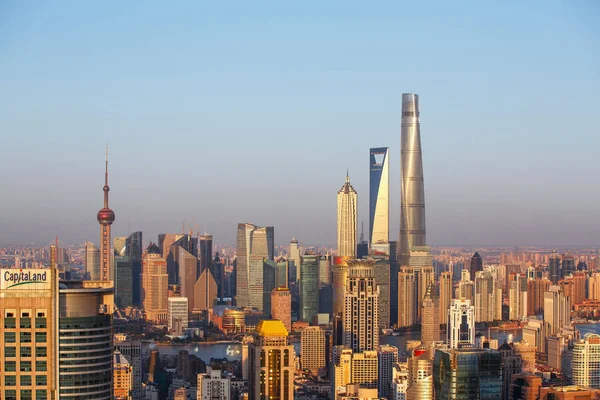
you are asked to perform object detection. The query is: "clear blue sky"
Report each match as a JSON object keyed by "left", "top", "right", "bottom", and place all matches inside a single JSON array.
[{"left": 1, "top": 1, "right": 599, "bottom": 247}]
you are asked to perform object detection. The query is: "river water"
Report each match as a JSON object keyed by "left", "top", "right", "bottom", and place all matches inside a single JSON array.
[{"left": 143, "top": 323, "right": 600, "bottom": 362}]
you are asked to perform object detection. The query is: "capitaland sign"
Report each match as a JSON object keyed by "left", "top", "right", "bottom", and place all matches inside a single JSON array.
[{"left": 1, "top": 269, "right": 52, "bottom": 291}]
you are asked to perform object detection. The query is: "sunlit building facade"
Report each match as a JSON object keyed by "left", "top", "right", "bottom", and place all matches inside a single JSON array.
[
  {"left": 369, "top": 147, "right": 389, "bottom": 247},
  {"left": 337, "top": 174, "right": 357, "bottom": 258}
]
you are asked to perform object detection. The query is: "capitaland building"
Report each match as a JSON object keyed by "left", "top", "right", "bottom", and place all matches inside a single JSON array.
[
  {"left": 0, "top": 267, "right": 114, "bottom": 400},
  {"left": 0, "top": 268, "right": 59, "bottom": 400}
]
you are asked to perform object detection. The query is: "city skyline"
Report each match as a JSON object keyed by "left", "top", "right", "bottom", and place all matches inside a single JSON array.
[{"left": 1, "top": 2, "right": 599, "bottom": 247}]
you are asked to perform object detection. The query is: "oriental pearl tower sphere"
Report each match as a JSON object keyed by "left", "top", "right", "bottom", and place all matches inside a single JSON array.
[{"left": 97, "top": 148, "right": 115, "bottom": 281}]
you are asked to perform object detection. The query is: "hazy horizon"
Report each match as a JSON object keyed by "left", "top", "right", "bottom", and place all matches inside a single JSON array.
[{"left": 1, "top": 2, "right": 599, "bottom": 248}]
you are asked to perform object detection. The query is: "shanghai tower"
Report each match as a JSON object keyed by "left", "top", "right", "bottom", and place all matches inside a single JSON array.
[{"left": 398, "top": 93, "right": 426, "bottom": 267}]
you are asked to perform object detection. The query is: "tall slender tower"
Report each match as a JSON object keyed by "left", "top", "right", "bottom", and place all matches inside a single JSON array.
[
  {"left": 337, "top": 172, "right": 357, "bottom": 258},
  {"left": 369, "top": 147, "right": 389, "bottom": 248},
  {"left": 398, "top": 93, "right": 426, "bottom": 267},
  {"left": 97, "top": 147, "right": 115, "bottom": 282}
]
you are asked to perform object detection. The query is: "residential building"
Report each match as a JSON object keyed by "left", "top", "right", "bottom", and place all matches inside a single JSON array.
[
  {"left": 114, "top": 350, "right": 133, "bottom": 400},
  {"left": 572, "top": 333, "right": 600, "bottom": 389},
  {"left": 301, "top": 326, "right": 326, "bottom": 375}
]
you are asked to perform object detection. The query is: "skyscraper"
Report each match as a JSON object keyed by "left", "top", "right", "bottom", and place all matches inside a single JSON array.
[
  {"left": 300, "top": 254, "right": 319, "bottom": 323},
  {"left": 343, "top": 259, "right": 379, "bottom": 352},
  {"left": 448, "top": 298, "right": 475, "bottom": 349},
  {"left": 97, "top": 148, "right": 115, "bottom": 282},
  {"left": 168, "top": 297, "right": 188, "bottom": 334},
  {"left": 141, "top": 243, "right": 169, "bottom": 323},
  {"left": 474, "top": 269, "right": 502, "bottom": 322},
  {"left": 248, "top": 320, "right": 295, "bottom": 400},
  {"left": 126, "top": 231, "right": 143, "bottom": 306},
  {"left": 193, "top": 268, "right": 218, "bottom": 312},
  {"left": 199, "top": 234, "right": 213, "bottom": 276},
  {"left": 173, "top": 245, "right": 198, "bottom": 314},
  {"left": 236, "top": 223, "right": 274, "bottom": 308},
  {"left": 470, "top": 252, "right": 483, "bottom": 281},
  {"left": 544, "top": 285, "right": 571, "bottom": 335},
  {"left": 271, "top": 287, "right": 292, "bottom": 332},
  {"left": 369, "top": 147, "right": 389, "bottom": 247},
  {"left": 397, "top": 267, "right": 416, "bottom": 328},
  {"left": 527, "top": 277, "right": 550, "bottom": 316},
  {"left": 572, "top": 333, "right": 600, "bottom": 389},
  {"left": 0, "top": 268, "right": 58, "bottom": 400},
  {"left": 58, "top": 280, "right": 114, "bottom": 399},
  {"left": 439, "top": 271, "right": 453, "bottom": 326},
  {"left": 398, "top": 93, "right": 426, "bottom": 268},
  {"left": 289, "top": 238, "right": 301, "bottom": 283},
  {"left": 433, "top": 348, "right": 502, "bottom": 400},
  {"left": 301, "top": 326, "right": 326, "bottom": 375},
  {"left": 509, "top": 274, "right": 528, "bottom": 320},
  {"left": 337, "top": 173, "right": 357, "bottom": 258},
  {"left": 377, "top": 345, "right": 399, "bottom": 399},
  {"left": 114, "top": 351, "right": 134, "bottom": 400},
  {"left": 114, "top": 255, "right": 133, "bottom": 308},
  {"left": 549, "top": 250, "right": 561, "bottom": 284},
  {"left": 421, "top": 283, "right": 439, "bottom": 345}
]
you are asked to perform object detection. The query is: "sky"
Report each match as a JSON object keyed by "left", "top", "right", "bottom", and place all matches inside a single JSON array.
[{"left": 0, "top": 1, "right": 599, "bottom": 247}]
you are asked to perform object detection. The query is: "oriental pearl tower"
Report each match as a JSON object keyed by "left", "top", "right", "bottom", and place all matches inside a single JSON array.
[{"left": 97, "top": 148, "right": 115, "bottom": 281}]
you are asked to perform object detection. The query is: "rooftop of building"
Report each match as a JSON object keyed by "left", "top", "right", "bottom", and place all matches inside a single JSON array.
[
  {"left": 256, "top": 319, "right": 289, "bottom": 337},
  {"left": 114, "top": 350, "right": 130, "bottom": 366}
]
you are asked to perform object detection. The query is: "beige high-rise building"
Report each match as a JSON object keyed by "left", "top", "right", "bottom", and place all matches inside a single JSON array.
[
  {"left": 439, "top": 271, "right": 452, "bottom": 325},
  {"left": 194, "top": 268, "right": 218, "bottom": 312},
  {"left": 337, "top": 173, "right": 357, "bottom": 258},
  {"left": 544, "top": 285, "right": 571, "bottom": 335},
  {"left": 457, "top": 269, "right": 474, "bottom": 301},
  {"left": 301, "top": 326, "right": 326, "bottom": 375},
  {"left": 289, "top": 238, "right": 301, "bottom": 283},
  {"left": 588, "top": 273, "right": 600, "bottom": 300},
  {"left": 114, "top": 350, "right": 133, "bottom": 400},
  {"left": 141, "top": 244, "right": 169, "bottom": 323},
  {"left": 474, "top": 269, "right": 502, "bottom": 322},
  {"left": 398, "top": 267, "right": 416, "bottom": 328},
  {"left": 248, "top": 320, "right": 295, "bottom": 400},
  {"left": 0, "top": 268, "right": 58, "bottom": 400},
  {"left": 271, "top": 287, "right": 292, "bottom": 332},
  {"left": 509, "top": 274, "right": 528, "bottom": 320},
  {"left": 343, "top": 260, "right": 379, "bottom": 352},
  {"left": 350, "top": 351, "right": 378, "bottom": 389},
  {"left": 421, "top": 283, "right": 439, "bottom": 345},
  {"left": 85, "top": 240, "right": 100, "bottom": 280}
]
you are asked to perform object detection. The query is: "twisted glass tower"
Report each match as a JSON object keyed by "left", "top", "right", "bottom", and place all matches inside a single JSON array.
[{"left": 398, "top": 93, "right": 426, "bottom": 267}]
